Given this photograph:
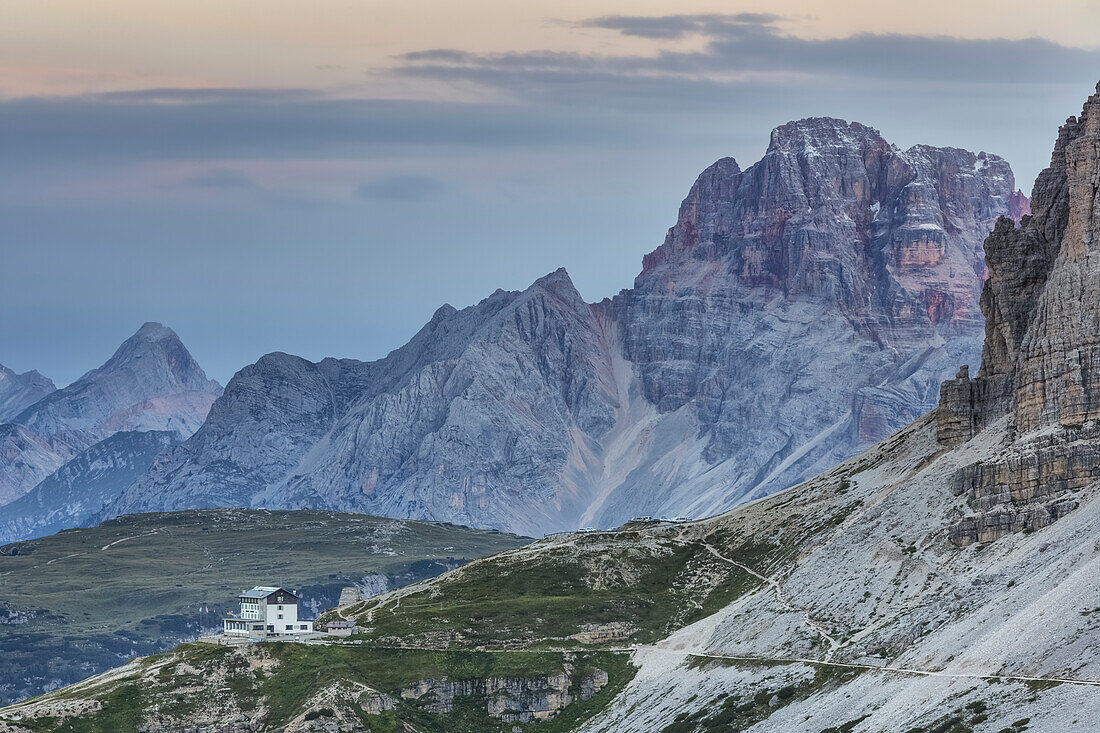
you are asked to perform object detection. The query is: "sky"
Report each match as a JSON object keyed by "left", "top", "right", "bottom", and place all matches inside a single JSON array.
[{"left": 2, "top": 1, "right": 1100, "bottom": 386}]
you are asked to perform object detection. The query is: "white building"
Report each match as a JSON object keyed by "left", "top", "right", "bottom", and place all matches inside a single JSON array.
[{"left": 223, "top": 586, "right": 314, "bottom": 639}]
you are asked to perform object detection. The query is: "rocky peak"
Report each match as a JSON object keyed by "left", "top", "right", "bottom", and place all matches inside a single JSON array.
[
  {"left": 17, "top": 323, "right": 221, "bottom": 436},
  {"left": 759, "top": 118, "right": 896, "bottom": 220},
  {"left": 92, "top": 322, "right": 219, "bottom": 394},
  {"left": 635, "top": 117, "right": 1009, "bottom": 328},
  {"left": 1008, "top": 189, "right": 1032, "bottom": 222},
  {"left": 0, "top": 324, "right": 222, "bottom": 507},
  {"left": 429, "top": 303, "right": 458, "bottom": 323},
  {"left": 1013, "top": 87, "right": 1100, "bottom": 432},
  {"left": 0, "top": 364, "right": 55, "bottom": 422},
  {"left": 767, "top": 116, "right": 887, "bottom": 156},
  {"left": 522, "top": 268, "right": 593, "bottom": 322},
  {"left": 530, "top": 266, "right": 579, "bottom": 294},
  {"left": 641, "top": 157, "right": 742, "bottom": 273},
  {"left": 132, "top": 321, "right": 178, "bottom": 341},
  {"left": 619, "top": 118, "right": 1012, "bottom": 444}
]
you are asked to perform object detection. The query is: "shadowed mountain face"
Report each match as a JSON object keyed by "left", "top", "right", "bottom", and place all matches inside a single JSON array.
[
  {"left": 0, "top": 430, "right": 181, "bottom": 543},
  {"left": 110, "top": 119, "right": 1020, "bottom": 536},
  {"left": 0, "top": 323, "right": 222, "bottom": 507}
]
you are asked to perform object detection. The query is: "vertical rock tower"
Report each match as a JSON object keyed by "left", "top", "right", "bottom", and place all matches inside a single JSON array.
[{"left": 937, "top": 82, "right": 1100, "bottom": 543}]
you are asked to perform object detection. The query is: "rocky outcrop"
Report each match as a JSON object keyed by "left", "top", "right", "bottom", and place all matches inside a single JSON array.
[
  {"left": 114, "top": 120, "right": 1017, "bottom": 535},
  {"left": 569, "top": 622, "right": 638, "bottom": 645},
  {"left": 0, "top": 323, "right": 221, "bottom": 507},
  {"left": 400, "top": 668, "right": 608, "bottom": 722},
  {"left": 1012, "top": 100, "right": 1100, "bottom": 433},
  {"left": 938, "top": 83, "right": 1100, "bottom": 543},
  {"left": 0, "top": 366, "right": 54, "bottom": 423},
  {"left": 936, "top": 96, "right": 1092, "bottom": 444},
  {"left": 337, "top": 587, "right": 361, "bottom": 607},
  {"left": 283, "top": 680, "right": 396, "bottom": 732}
]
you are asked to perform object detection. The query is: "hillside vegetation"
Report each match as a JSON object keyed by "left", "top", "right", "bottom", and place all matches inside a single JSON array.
[{"left": 0, "top": 509, "right": 528, "bottom": 706}]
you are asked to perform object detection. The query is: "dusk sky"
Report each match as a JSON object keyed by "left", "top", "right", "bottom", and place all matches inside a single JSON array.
[{"left": 4, "top": 0, "right": 1100, "bottom": 385}]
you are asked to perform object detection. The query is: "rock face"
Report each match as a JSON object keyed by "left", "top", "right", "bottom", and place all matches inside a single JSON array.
[
  {"left": 937, "top": 82, "right": 1100, "bottom": 544},
  {"left": 0, "top": 366, "right": 54, "bottom": 423},
  {"left": 114, "top": 120, "right": 1017, "bottom": 536},
  {"left": 0, "top": 323, "right": 221, "bottom": 507},
  {"left": 278, "top": 679, "right": 396, "bottom": 732},
  {"left": 0, "top": 430, "right": 180, "bottom": 543}
]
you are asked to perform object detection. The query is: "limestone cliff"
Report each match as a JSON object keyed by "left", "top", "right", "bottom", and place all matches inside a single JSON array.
[
  {"left": 607, "top": 119, "right": 1013, "bottom": 519},
  {"left": 937, "top": 82, "right": 1100, "bottom": 543}
]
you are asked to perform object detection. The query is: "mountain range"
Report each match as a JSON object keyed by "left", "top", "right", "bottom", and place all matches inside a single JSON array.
[
  {"left": 5, "top": 80, "right": 1098, "bottom": 733},
  {"left": 99, "top": 118, "right": 1024, "bottom": 537}
]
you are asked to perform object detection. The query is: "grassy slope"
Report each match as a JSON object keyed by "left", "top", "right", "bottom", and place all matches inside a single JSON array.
[
  {"left": 0, "top": 508, "right": 528, "bottom": 705},
  {"left": 350, "top": 533, "right": 784, "bottom": 647},
  {"left": 0, "top": 511, "right": 809, "bottom": 732}
]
